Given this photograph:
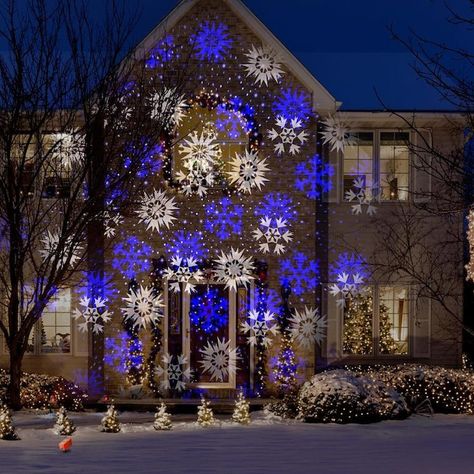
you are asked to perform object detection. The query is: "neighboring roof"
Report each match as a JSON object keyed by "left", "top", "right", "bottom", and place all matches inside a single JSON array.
[{"left": 131, "top": 0, "right": 339, "bottom": 114}]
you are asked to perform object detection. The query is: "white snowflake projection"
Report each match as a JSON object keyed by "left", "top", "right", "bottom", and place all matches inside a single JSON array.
[
  {"left": 252, "top": 216, "right": 293, "bottom": 255},
  {"left": 289, "top": 306, "right": 327, "bottom": 350},
  {"left": 176, "top": 167, "right": 216, "bottom": 198},
  {"left": 73, "top": 297, "right": 112, "bottom": 334},
  {"left": 243, "top": 44, "right": 284, "bottom": 86},
  {"left": 319, "top": 115, "right": 356, "bottom": 153},
  {"left": 155, "top": 353, "right": 192, "bottom": 392},
  {"left": 227, "top": 150, "right": 269, "bottom": 193},
  {"left": 103, "top": 210, "right": 123, "bottom": 239},
  {"left": 136, "top": 189, "right": 178, "bottom": 233},
  {"left": 199, "top": 337, "right": 239, "bottom": 382},
  {"left": 241, "top": 309, "right": 278, "bottom": 347},
  {"left": 163, "top": 256, "right": 204, "bottom": 293},
  {"left": 329, "top": 273, "right": 367, "bottom": 308},
  {"left": 214, "top": 248, "right": 255, "bottom": 291},
  {"left": 149, "top": 88, "right": 187, "bottom": 130},
  {"left": 268, "top": 116, "right": 309, "bottom": 155},
  {"left": 121, "top": 285, "right": 163, "bottom": 330},
  {"left": 345, "top": 177, "right": 377, "bottom": 216},
  {"left": 39, "top": 230, "right": 82, "bottom": 268},
  {"left": 50, "top": 132, "right": 85, "bottom": 169}
]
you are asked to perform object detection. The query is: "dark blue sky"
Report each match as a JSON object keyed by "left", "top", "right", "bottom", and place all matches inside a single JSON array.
[{"left": 126, "top": 0, "right": 471, "bottom": 110}]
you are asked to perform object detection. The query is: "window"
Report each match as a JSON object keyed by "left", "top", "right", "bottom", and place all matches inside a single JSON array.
[
  {"left": 12, "top": 134, "right": 37, "bottom": 196},
  {"left": 380, "top": 132, "right": 409, "bottom": 201},
  {"left": 342, "top": 286, "right": 409, "bottom": 356},
  {"left": 342, "top": 131, "right": 411, "bottom": 202}
]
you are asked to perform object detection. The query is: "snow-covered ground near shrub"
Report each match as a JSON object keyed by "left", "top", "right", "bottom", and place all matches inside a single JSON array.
[{"left": 1, "top": 411, "right": 474, "bottom": 473}]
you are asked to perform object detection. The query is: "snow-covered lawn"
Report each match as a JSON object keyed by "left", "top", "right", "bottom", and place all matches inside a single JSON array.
[{"left": 2, "top": 412, "right": 473, "bottom": 473}]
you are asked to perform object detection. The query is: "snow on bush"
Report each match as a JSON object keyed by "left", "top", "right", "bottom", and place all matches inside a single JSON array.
[
  {"left": 0, "top": 370, "right": 87, "bottom": 410},
  {"left": 298, "top": 369, "right": 409, "bottom": 424}
]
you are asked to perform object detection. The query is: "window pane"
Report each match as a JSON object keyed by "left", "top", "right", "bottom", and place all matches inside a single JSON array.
[
  {"left": 40, "top": 289, "right": 71, "bottom": 354},
  {"left": 379, "top": 286, "right": 409, "bottom": 355},
  {"left": 343, "top": 292, "right": 373, "bottom": 355},
  {"left": 343, "top": 132, "right": 373, "bottom": 198},
  {"left": 380, "top": 132, "right": 410, "bottom": 201}
]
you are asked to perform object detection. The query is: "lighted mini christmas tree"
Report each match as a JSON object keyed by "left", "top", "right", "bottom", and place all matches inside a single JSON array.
[
  {"left": 101, "top": 403, "right": 121, "bottom": 433},
  {"left": 153, "top": 402, "right": 172, "bottom": 431},
  {"left": 54, "top": 406, "right": 76, "bottom": 436},
  {"left": 232, "top": 391, "right": 251, "bottom": 425},
  {"left": 0, "top": 402, "right": 19, "bottom": 440},
  {"left": 343, "top": 293, "right": 397, "bottom": 354},
  {"left": 196, "top": 397, "right": 215, "bottom": 427}
]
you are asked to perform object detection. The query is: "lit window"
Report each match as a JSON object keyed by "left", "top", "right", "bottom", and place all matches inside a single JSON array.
[
  {"left": 379, "top": 287, "right": 409, "bottom": 354},
  {"left": 380, "top": 132, "right": 409, "bottom": 201},
  {"left": 343, "top": 132, "right": 374, "bottom": 197}
]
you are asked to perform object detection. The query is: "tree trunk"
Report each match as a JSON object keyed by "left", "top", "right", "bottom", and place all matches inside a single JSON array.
[{"left": 7, "top": 345, "right": 23, "bottom": 410}]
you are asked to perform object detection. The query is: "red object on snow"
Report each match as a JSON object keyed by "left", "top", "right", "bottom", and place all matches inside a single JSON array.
[{"left": 59, "top": 437, "right": 73, "bottom": 452}]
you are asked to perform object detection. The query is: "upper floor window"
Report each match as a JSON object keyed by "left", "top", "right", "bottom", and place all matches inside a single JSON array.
[
  {"left": 379, "top": 132, "right": 409, "bottom": 201},
  {"left": 343, "top": 132, "right": 374, "bottom": 197}
]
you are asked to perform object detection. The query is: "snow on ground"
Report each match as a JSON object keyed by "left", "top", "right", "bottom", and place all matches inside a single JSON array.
[{"left": 1, "top": 412, "right": 474, "bottom": 474}]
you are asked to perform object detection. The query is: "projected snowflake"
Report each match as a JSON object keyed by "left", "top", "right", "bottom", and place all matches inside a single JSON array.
[
  {"left": 194, "top": 21, "right": 232, "bottom": 62},
  {"left": 215, "top": 104, "right": 247, "bottom": 139},
  {"left": 112, "top": 236, "right": 152, "bottom": 279},
  {"left": 190, "top": 287, "right": 229, "bottom": 334},
  {"left": 273, "top": 88, "right": 312, "bottom": 123},
  {"left": 123, "top": 142, "right": 163, "bottom": 180},
  {"left": 166, "top": 230, "right": 208, "bottom": 262},
  {"left": 155, "top": 353, "right": 192, "bottom": 392},
  {"left": 146, "top": 34, "right": 175, "bottom": 68},
  {"left": 295, "top": 154, "right": 334, "bottom": 200},
  {"left": 104, "top": 331, "right": 129, "bottom": 375},
  {"left": 204, "top": 197, "right": 244, "bottom": 240},
  {"left": 254, "top": 192, "right": 297, "bottom": 223},
  {"left": 77, "top": 271, "right": 118, "bottom": 304},
  {"left": 279, "top": 251, "right": 320, "bottom": 296}
]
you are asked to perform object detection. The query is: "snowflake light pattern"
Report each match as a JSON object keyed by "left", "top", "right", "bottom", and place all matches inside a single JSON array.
[
  {"left": 268, "top": 116, "right": 309, "bottom": 155},
  {"left": 204, "top": 197, "right": 244, "bottom": 240},
  {"left": 290, "top": 306, "right": 327, "bottom": 350},
  {"left": 149, "top": 88, "right": 187, "bottom": 130},
  {"left": 163, "top": 256, "right": 204, "bottom": 294},
  {"left": 104, "top": 331, "right": 129, "bottom": 375},
  {"left": 227, "top": 150, "right": 269, "bottom": 193},
  {"left": 253, "top": 216, "right": 293, "bottom": 255},
  {"left": 40, "top": 230, "right": 82, "bottom": 268},
  {"left": 273, "top": 88, "right": 312, "bottom": 123},
  {"left": 123, "top": 141, "right": 164, "bottom": 181},
  {"left": 73, "top": 297, "right": 111, "bottom": 334},
  {"left": 166, "top": 230, "right": 208, "bottom": 262},
  {"left": 214, "top": 248, "right": 255, "bottom": 291},
  {"left": 199, "top": 337, "right": 239, "bottom": 382},
  {"left": 50, "top": 132, "right": 85, "bottom": 170},
  {"left": 295, "top": 154, "right": 334, "bottom": 200},
  {"left": 243, "top": 44, "right": 284, "bottom": 86},
  {"left": 193, "top": 21, "right": 232, "bottom": 62},
  {"left": 121, "top": 285, "right": 163, "bottom": 330},
  {"left": 112, "top": 236, "right": 152, "bottom": 279},
  {"left": 345, "top": 177, "right": 377, "bottom": 215},
  {"left": 136, "top": 189, "right": 178, "bottom": 233},
  {"left": 320, "top": 115, "right": 356, "bottom": 153},
  {"left": 155, "top": 353, "right": 192, "bottom": 392},
  {"left": 255, "top": 192, "right": 297, "bottom": 224},
  {"left": 329, "top": 252, "right": 368, "bottom": 308},
  {"left": 279, "top": 251, "right": 319, "bottom": 296},
  {"left": 241, "top": 309, "right": 278, "bottom": 347},
  {"left": 215, "top": 104, "right": 247, "bottom": 139},
  {"left": 190, "top": 287, "right": 229, "bottom": 334},
  {"left": 77, "top": 271, "right": 118, "bottom": 304},
  {"left": 146, "top": 34, "right": 174, "bottom": 68},
  {"left": 103, "top": 210, "right": 124, "bottom": 238}
]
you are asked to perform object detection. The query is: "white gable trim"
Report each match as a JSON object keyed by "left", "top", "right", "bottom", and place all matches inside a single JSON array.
[{"left": 132, "top": 0, "right": 338, "bottom": 114}]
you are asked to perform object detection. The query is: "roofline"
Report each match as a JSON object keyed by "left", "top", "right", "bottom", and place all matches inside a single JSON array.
[{"left": 131, "top": 0, "right": 338, "bottom": 114}]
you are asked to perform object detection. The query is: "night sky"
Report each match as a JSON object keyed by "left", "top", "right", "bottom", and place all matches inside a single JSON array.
[{"left": 124, "top": 0, "right": 471, "bottom": 110}]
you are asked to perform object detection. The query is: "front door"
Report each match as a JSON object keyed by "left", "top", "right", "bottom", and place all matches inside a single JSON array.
[{"left": 183, "top": 284, "right": 236, "bottom": 389}]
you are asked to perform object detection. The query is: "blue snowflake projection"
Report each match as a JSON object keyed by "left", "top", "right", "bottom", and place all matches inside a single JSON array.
[
  {"left": 193, "top": 21, "right": 232, "bottom": 62},
  {"left": 295, "top": 154, "right": 334, "bottom": 200},
  {"left": 329, "top": 252, "right": 368, "bottom": 283},
  {"left": 255, "top": 192, "right": 298, "bottom": 224},
  {"left": 165, "top": 230, "right": 208, "bottom": 262},
  {"left": 215, "top": 104, "right": 247, "bottom": 139},
  {"left": 146, "top": 34, "right": 175, "bottom": 68},
  {"left": 273, "top": 88, "right": 312, "bottom": 123},
  {"left": 190, "top": 287, "right": 229, "bottom": 334},
  {"left": 204, "top": 197, "right": 244, "bottom": 240},
  {"left": 279, "top": 251, "right": 320, "bottom": 296},
  {"left": 77, "top": 271, "right": 118, "bottom": 303},
  {"left": 112, "top": 236, "right": 152, "bottom": 279},
  {"left": 123, "top": 140, "right": 163, "bottom": 181},
  {"left": 104, "top": 331, "right": 129, "bottom": 375},
  {"left": 72, "top": 369, "right": 103, "bottom": 398}
]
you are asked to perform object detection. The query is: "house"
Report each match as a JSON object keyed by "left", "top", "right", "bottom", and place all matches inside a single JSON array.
[{"left": 0, "top": 0, "right": 464, "bottom": 399}]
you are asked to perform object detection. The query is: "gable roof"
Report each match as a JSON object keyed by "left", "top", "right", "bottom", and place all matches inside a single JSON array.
[{"left": 132, "top": 0, "right": 339, "bottom": 114}]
